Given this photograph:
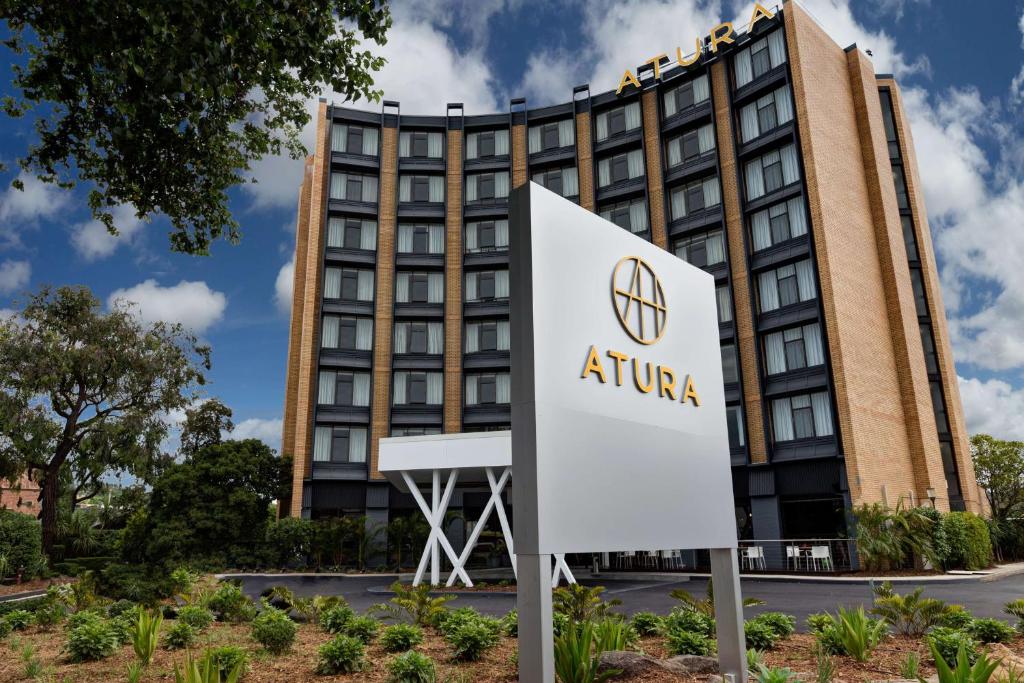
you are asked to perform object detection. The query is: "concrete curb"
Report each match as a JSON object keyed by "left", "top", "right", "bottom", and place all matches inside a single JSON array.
[
  {"left": 367, "top": 585, "right": 517, "bottom": 599},
  {"left": 0, "top": 589, "right": 47, "bottom": 603}
]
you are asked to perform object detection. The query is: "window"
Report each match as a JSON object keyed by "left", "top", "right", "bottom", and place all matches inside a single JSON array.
[
  {"left": 321, "top": 316, "right": 373, "bottom": 351},
  {"left": 465, "top": 373, "right": 511, "bottom": 405},
  {"left": 744, "top": 144, "right": 800, "bottom": 200},
  {"left": 758, "top": 260, "right": 816, "bottom": 312},
  {"left": 466, "top": 172, "right": 510, "bottom": 204},
  {"left": 663, "top": 75, "right": 710, "bottom": 118},
  {"left": 910, "top": 268, "right": 928, "bottom": 317},
  {"left": 599, "top": 198, "right": 649, "bottom": 234},
  {"left": 528, "top": 120, "right": 574, "bottom": 153},
  {"left": 920, "top": 324, "right": 939, "bottom": 374},
  {"left": 465, "top": 270, "right": 510, "bottom": 302},
  {"left": 324, "top": 267, "right": 374, "bottom": 302},
  {"left": 532, "top": 166, "right": 579, "bottom": 198},
  {"left": 327, "top": 217, "right": 378, "bottom": 251},
  {"left": 734, "top": 30, "right": 787, "bottom": 88},
  {"left": 313, "top": 426, "right": 367, "bottom": 463},
  {"left": 466, "top": 220, "right": 509, "bottom": 253},
  {"left": 721, "top": 344, "right": 739, "bottom": 384},
  {"left": 771, "top": 391, "right": 833, "bottom": 442},
  {"left": 674, "top": 229, "right": 725, "bottom": 268},
  {"left": 739, "top": 84, "right": 794, "bottom": 142},
  {"left": 391, "top": 427, "right": 442, "bottom": 437},
  {"left": 749, "top": 197, "right": 807, "bottom": 251},
  {"left": 666, "top": 123, "right": 715, "bottom": 167},
  {"left": 466, "top": 320, "right": 510, "bottom": 352},
  {"left": 901, "top": 215, "right": 919, "bottom": 261},
  {"left": 400, "top": 131, "right": 443, "bottom": 158},
  {"left": 398, "top": 175, "right": 444, "bottom": 203},
  {"left": 892, "top": 166, "right": 909, "bottom": 210},
  {"left": 396, "top": 271, "right": 444, "bottom": 304},
  {"left": 764, "top": 323, "right": 824, "bottom": 375},
  {"left": 318, "top": 370, "right": 371, "bottom": 407},
  {"left": 940, "top": 441, "right": 961, "bottom": 498},
  {"left": 394, "top": 321, "right": 443, "bottom": 354},
  {"left": 329, "top": 173, "right": 378, "bottom": 202},
  {"left": 597, "top": 149, "right": 644, "bottom": 187},
  {"left": 331, "top": 124, "right": 379, "bottom": 156},
  {"left": 716, "top": 284, "right": 733, "bottom": 324},
  {"left": 397, "top": 223, "right": 444, "bottom": 255},
  {"left": 596, "top": 102, "right": 641, "bottom": 141},
  {"left": 466, "top": 129, "right": 509, "bottom": 159},
  {"left": 393, "top": 371, "right": 444, "bottom": 405},
  {"left": 879, "top": 89, "right": 901, "bottom": 160},
  {"left": 726, "top": 405, "right": 746, "bottom": 449},
  {"left": 669, "top": 176, "right": 721, "bottom": 220},
  {"left": 930, "top": 381, "right": 950, "bottom": 434}
]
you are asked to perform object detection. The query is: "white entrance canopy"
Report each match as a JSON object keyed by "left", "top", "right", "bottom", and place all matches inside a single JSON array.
[{"left": 378, "top": 431, "right": 574, "bottom": 588}]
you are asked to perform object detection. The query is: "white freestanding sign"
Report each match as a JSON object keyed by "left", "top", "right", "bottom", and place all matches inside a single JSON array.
[{"left": 510, "top": 182, "right": 745, "bottom": 683}]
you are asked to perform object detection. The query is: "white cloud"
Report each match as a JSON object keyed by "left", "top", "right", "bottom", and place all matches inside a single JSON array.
[
  {"left": 0, "top": 174, "right": 71, "bottom": 248},
  {"left": 274, "top": 256, "right": 294, "bottom": 316},
  {"left": 232, "top": 417, "right": 283, "bottom": 453},
  {"left": 70, "top": 204, "right": 146, "bottom": 261},
  {"left": 0, "top": 260, "right": 30, "bottom": 295},
  {"left": 958, "top": 376, "right": 1024, "bottom": 441},
  {"left": 107, "top": 279, "right": 227, "bottom": 333}
]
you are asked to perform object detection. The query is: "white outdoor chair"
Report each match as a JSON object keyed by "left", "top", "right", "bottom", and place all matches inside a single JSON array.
[
  {"left": 785, "top": 545, "right": 802, "bottom": 571},
  {"left": 809, "top": 545, "right": 834, "bottom": 571},
  {"left": 741, "top": 546, "right": 761, "bottom": 570},
  {"left": 660, "top": 549, "right": 683, "bottom": 570},
  {"left": 642, "top": 551, "right": 658, "bottom": 569},
  {"left": 621, "top": 550, "right": 636, "bottom": 569}
]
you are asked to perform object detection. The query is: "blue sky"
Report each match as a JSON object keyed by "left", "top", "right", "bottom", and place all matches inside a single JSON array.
[{"left": 1, "top": 0, "right": 1023, "bottom": 449}]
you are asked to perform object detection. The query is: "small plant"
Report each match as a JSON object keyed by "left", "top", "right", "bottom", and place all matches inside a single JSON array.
[
  {"left": 968, "top": 617, "right": 1016, "bottom": 644},
  {"left": 207, "top": 582, "right": 256, "bottom": 623},
  {"left": 33, "top": 599, "right": 67, "bottom": 629},
  {"left": 553, "top": 620, "right": 621, "bottom": 683},
  {"left": 437, "top": 608, "right": 486, "bottom": 637},
  {"left": 345, "top": 614, "right": 381, "bottom": 644},
  {"left": 662, "top": 607, "right": 715, "bottom": 638},
  {"left": 629, "top": 611, "right": 663, "bottom": 636},
  {"left": 107, "top": 599, "right": 138, "bottom": 619},
  {"left": 900, "top": 650, "right": 921, "bottom": 679},
  {"left": 1005, "top": 599, "right": 1024, "bottom": 628},
  {"left": 169, "top": 567, "right": 199, "bottom": 597},
  {"left": 871, "top": 582, "right": 949, "bottom": 636},
  {"left": 446, "top": 619, "right": 500, "bottom": 661},
  {"left": 173, "top": 648, "right": 244, "bottom": 683},
  {"left": 206, "top": 645, "right": 248, "bottom": 679},
  {"left": 315, "top": 634, "right": 366, "bottom": 675},
  {"left": 670, "top": 580, "right": 764, "bottom": 616},
  {"left": 500, "top": 609, "right": 518, "bottom": 637},
  {"left": 126, "top": 661, "right": 144, "bottom": 683},
  {"left": 806, "top": 612, "right": 833, "bottom": 634},
  {"left": 593, "top": 618, "right": 634, "bottom": 652},
  {"left": 66, "top": 616, "right": 120, "bottom": 662},
  {"left": 667, "top": 628, "right": 716, "bottom": 656},
  {"left": 812, "top": 642, "right": 836, "bottom": 683},
  {"left": 319, "top": 603, "right": 356, "bottom": 634},
  {"left": 380, "top": 623, "right": 424, "bottom": 652},
  {"left": 929, "top": 627, "right": 980, "bottom": 666},
  {"left": 744, "top": 620, "right": 779, "bottom": 651},
  {"left": 929, "top": 640, "right": 1000, "bottom": 683},
  {"left": 5, "top": 609, "right": 33, "bottom": 630},
  {"left": 377, "top": 582, "right": 455, "bottom": 627},
  {"left": 747, "top": 648, "right": 764, "bottom": 673},
  {"left": 177, "top": 605, "right": 214, "bottom": 631},
  {"left": 942, "top": 605, "right": 975, "bottom": 630},
  {"left": 132, "top": 609, "right": 163, "bottom": 666},
  {"left": 21, "top": 642, "right": 43, "bottom": 678},
  {"left": 750, "top": 612, "right": 796, "bottom": 639},
  {"left": 829, "top": 607, "right": 887, "bottom": 662},
  {"left": 164, "top": 621, "right": 197, "bottom": 650},
  {"left": 755, "top": 665, "right": 799, "bottom": 683},
  {"left": 387, "top": 650, "right": 437, "bottom": 683},
  {"left": 0, "top": 618, "right": 11, "bottom": 640},
  {"left": 251, "top": 607, "right": 297, "bottom": 654},
  {"left": 553, "top": 584, "right": 621, "bottom": 622}
]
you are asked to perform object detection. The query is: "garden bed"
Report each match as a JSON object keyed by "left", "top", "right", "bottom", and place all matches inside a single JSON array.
[{"left": 0, "top": 576, "right": 74, "bottom": 598}]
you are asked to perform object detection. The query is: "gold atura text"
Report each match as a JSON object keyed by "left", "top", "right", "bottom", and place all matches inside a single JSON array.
[{"left": 581, "top": 345, "right": 701, "bottom": 407}]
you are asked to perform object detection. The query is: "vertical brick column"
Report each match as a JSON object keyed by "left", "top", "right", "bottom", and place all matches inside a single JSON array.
[
  {"left": 511, "top": 123, "right": 528, "bottom": 188},
  {"left": 444, "top": 128, "right": 464, "bottom": 433},
  {"left": 710, "top": 61, "right": 768, "bottom": 465},
  {"left": 575, "top": 110, "right": 596, "bottom": 211},
  {"left": 288, "top": 102, "right": 331, "bottom": 516},
  {"left": 368, "top": 122, "right": 399, "bottom": 480},
  {"left": 640, "top": 90, "right": 668, "bottom": 250}
]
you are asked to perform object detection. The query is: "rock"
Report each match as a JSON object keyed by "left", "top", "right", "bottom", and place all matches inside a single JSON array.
[
  {"left": 988, "top": 644, "right": 1024, "bottom": 681},
  {"left": 597, "top": 651, "right": 666, "bottom": 676},
  {"left": 662, "top": 655, "right": 720, "bottom": 675}
]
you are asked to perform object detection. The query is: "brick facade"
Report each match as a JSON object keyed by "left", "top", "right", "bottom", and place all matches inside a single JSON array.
[{"left": 444, "top": 127, "right": 465, "bottom": 433}]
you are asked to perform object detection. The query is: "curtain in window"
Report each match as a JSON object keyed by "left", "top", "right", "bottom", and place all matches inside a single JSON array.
[
  {"left": 465, "top": 273, "right": 478, "bottom": 301},
  {"left": 399, "top": 132, "right": 411, "bottom": 157},
  {"left": 703, "top": 176, "right": 721, "bottom": 207},
  {"left": 495, "top": 271, "right": 510, "bottom": 298},
  {"left": 768, "top": 30, "right": 786, "bottom": 67},
  {"left": 465, "top": 175, "right": 478, "bottom": 202},
  {"left": 427, "top": 132, "right": 443, "bottom": 158},
  {"left": 465, "top": 323, "right": 479, "bottom": 353},
  {"left": 667, "top": 138, "right": 682, "bottom": 167},
  {"left": 627, "top": 150, "right": 644, "bottom": 179},
  {"left": 399, "top": 177, "right": 411, "bottom": 202},
  {"left": 321, "top": 316, "right": 339, "bottom": 349},
  {"left": 356, "top": 318, "right": 373, "bottom": 350},
  {"left": 772, "top": 398, "right": 794, "bottom": 441},
  {"left": 497, "top": 321, "right": 510, "bottom": 350},
  {"left": 465, "top": 376, "right": 479, "bottom": 405},
  {"left": 735, "top": 49, "right": 753, "bottom": 87},
  {"left": 313, "top": 427, "right": 332, "bottom": 462},
  {"left": 324, "top": 268, "right": 341, "bottom": 299},
  {"left": 663, "top": 89, "right": 678, "bottom": 118},
  {"left": 740, "top": 102, "right": 759, "bottom": 142},
  {"left": 428, "top": 322, "right": 443, "bottom": 354},
  {"left": 804, "top": 323, "right": 824, "bottom": 366},
  {"left": 349, "top": 428, "right": 367, "bottom": 463},
  {"left": 697, "top": 124, "right": 715, "bottom": 154},
  {"left": 706, "top": 231, "right": 725, "bottom": 264},
  {"left": 393, "top": 372, "right": 407, "bottom": 405},
  {"left": 780, "top": 144, "right": 800, "bottom": 185},
  {"left": 353, "top": 374, "right": 370, "bottom": 406},
  {"left": 787, "top": 197, "right": 807, "bottom": 237},
  {"left": 759, "top": 271, "right": 779, "bottom": 311},
  {"left": 562, "top": 167, "right": 579, "bottom": 196},
  {"left": 671, "top": 188, "right": 687, "bottom": 220},
  {"left": 693, "top": 75, "right": 709, "bottom": 103},
  {"left": 357, "top": 270, "right": 374, "bottom": 301},
  {"left": 496, "top": 374, "right": 511, "bottom": 403},
  {"left": 625, "top": 102, "right": 641, "bottom": 130},
  {"left": 318, "top": 371, "right": 335, "bottom": 405},
  {"left": 327, "top": 217, "right": 343, "bottom": 248},
  {"left": 795, "top": 260, "right": 816, "bottom": 300},
  {"left": 466, "top": 132, "right": 478, "bottom": 160},
  {"left": 716, "top": 286, "right": 733, "bottom": 323},
  {"left": 362, "top": 176, "right": 377, "bottom": 202},
  {"left": 811, "top": 392, "right": 832, "bottom": 436},
  {"left": 427, "top": 373, "right": 443, "bottom": 404},
  {"left": 362, "top": 128, "right": 379, "bottom": 156},
  {"left": 765, "top": 332, "right": 786, "bottom": 374},
  {"left": 751, "top": 209, "right": 771, "bottom": 251},
  {"left": 428, "top": 224, "right": 444, "bottom": 254},
  {"left": 428, "top": 273, "right": 444, "bottom": 303},
  {"left": 495, "top": 130, "right": 509, "bottom": 155},
  {"left": 464, "top": 223, "right": 479, "bottom": 252},
  {"left": 629, "top": 200, "right": 648, "bottom": 233},
  {"left": 495, "top": 172, "right": 510, "bottom": 198},
  {"left": 598, "top": 159, "right": 611, "bottom": 187},
  {"left": 528, "top": 126, "right": 541, "bottom": 154},
  {"left": 429, "top": 176, "right": 444, "bottom": 202},
  {"left": 495, "top": 220, "right": 509, "bottom": 247},
  {"left": 361, "top": 221, "right": 377, "bottom": 250},
  {"left": 330, "top": 173, "right": 345, "bottom": 200},
  {"left": 775, "top": 85, "right": 794, "bottom": 124},
  {"left": 558, "top": 119, "right": 574, "bottom": 147},
  {"left": 397, "top": 225, "right": 413, "bottom": 254},
  {"left": 331, "top": 124, "right": 347, "bottom": 152},
  {"left": 595, "top": 111, "right": 609, "bottom": 141},
  {"left": 745, "top": 160, "right": 765, "bottom": 200},
  {"left": 394, "top": 323, "right": 408, "bottom": 353}
]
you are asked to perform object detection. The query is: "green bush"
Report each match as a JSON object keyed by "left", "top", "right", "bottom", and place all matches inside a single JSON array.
[
  {"left": 436, "top": 607, "right": 484, "bottom": 636},
  {"left": 207, "top": 582, "right": 257, "bottom": 623},
  {"left": 828, "top": 607, "right": 886, "bottom": 662},
  {"left": 552, "top": 611, "right": 569, "bottom": 638},
  {"left": 0, "top": 596, "right": 47, "bottom": 618},
  {"left": 380, "top": 623, "right": 424, "bottom": 652},
  {"left": 66, "top": 616, "right": 120, "bottom": 661},
  {"left": 941, "top": 605, "right": 974, "bottom": 630},
  {"left": 930, "top": 640, "right": 1000, "bottom": 683},
  {"left": 206, "top": 645, "right": 248, "bottom": 678},
  {"left": 344, "top": 614, "right": 380, "bottom": 644},
  {"left": 755, "top": 665, "right": 799, "bottom": 683},
  {"left": 266, "top": 517, "right": 314, "bottom": 568},
  {"left": 0, "top": 619, "right": 11, "bottom": 639},
  {"left": 663, "top": 607, "right": 715, "bottom": 638},
  {"left": 870, "top": 582, "right": 949, "bottom": 636},
  {"left": 744, "top": 620, "right": 779, "bottom": 651},
  {"left": 319, "top": 603, "right": 356, "bottom": 634},
  {"left": 387, "top": 650, "right": 437, "bottom": 683},
  {"left": 806, "top": 612, "right": 833, "bottom": 634},
  {"left": 446, "top": 619, "right": 500, "bottom": 661},
  {"left": 0, "top": 510, "right": 46, "bottom": 579},
  {"left": 500, "top": 609, "right": 518, "bottom": 637},
  {"left": 33, "top": 599, "right": 66, "bottom": 628},
  {"left": 928, "top": 627, "right": 979, "bottom": 666},
  {"left": 315, "top": 634, "right": 366, "bottom": 675},
  {"left": 251, "top": 607, "right": 296, "bottom": 654},
  {"left": 4, "top": 609, "right": 34, "bottom": 630},
  {"left": 629, "top": 611, "right": 664, "bottom": 637},
  {"left": 131, "top": 609, "right": 162, "bottom": 667},
  {"left": 177, "top": 605, "right": 214, "bottom": 631},
  {"left": 109, "top": 613, "right": 137, "bottom": 645},
  {"left": 106, "top": 599, "right": 137, "bottom": 618},
  {"left": 667, "top": 628, "right": 716, "bottom": 656},
  {"left": 97, "top": 563, "right": 172, "bottom": 606},
  {"left": 750, "top": 612, "right": 796, "bottom": 639},
  {"left": 942, "top": 512, "right": 993, "bottom": 571},
  {"left": 67, "top": 609, "right": 105, "bottom": 629},
  {"left": 915, "top": 506, "right": 951, "bottom": 567},
  {"left": 163, "top": 621, "right": 197, "bottom": 650},
  {"left": 967, "top": 618, "right": 1015, "bottom": 644}
]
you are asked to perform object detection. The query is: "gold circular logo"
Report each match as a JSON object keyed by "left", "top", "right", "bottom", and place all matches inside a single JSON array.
[{"left": 611, "top": 256, "right": 667, "bottom": 345}]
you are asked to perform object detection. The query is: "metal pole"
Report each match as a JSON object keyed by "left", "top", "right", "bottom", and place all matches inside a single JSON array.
[
  {"left": 710, "top": 547, "right": 747, "bottom": 683},
  {"left": 517, "top": 553, "right": 554, "bottom": 683}
]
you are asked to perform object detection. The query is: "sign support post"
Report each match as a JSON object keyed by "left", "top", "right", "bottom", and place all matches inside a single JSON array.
[
  {"left": 517, "top": 553, "right": 554, "bottom": 682},
  {"left": 711, "top": 548, "right": 747, "bottom": 683}
]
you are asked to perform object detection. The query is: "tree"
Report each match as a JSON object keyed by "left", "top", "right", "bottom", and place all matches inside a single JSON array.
[
  {"left": 1, "top": 1, "right": 391, "bottom": 255},
  {"left": 0, "top": 286, "right": 208, "bottom": 556},
  {"left": 971, "top": 434, "right": 1024, "bottom": 522},
  {"left": 179, "top": 398, "right": 233, "bottom": 459}
]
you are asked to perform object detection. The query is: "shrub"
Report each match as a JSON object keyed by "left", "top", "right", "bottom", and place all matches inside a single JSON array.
[
  {"left": 916, "top": 506, "right": 951, "bottom": 567},
  {"left": 806, "top": 612, "right": 832, "bottom": 634},
  {"left": 667, "top": 628, "right": 716, "bottom": 656},
  {"left": 446, "top": 619, "right": 500, "bottom": 661},
  {"left": 344, "top": 614, "right": 381, "bottom": 644},
  {"left": 252, "top": 607, "right": 296, "bottom": 654},
  {"left": 109, "top": 613, "right": 137, "bottom": 645},
  {"left": 755, "top": 665, "right": 799, "bottom": 683},
  {"left": 206, "top": 645, "right": 248, "bottom": 678},
  {"left": 131, "top": 609, "right": 163, "bottom": 667},
  {"left": 163, "top": 621, "right": 197, "bottom": 650},
  {"left": 266, "top": 516, "right": 314, "bottom": 568},
  {"left": 387, "top": 650, "right": 436, "bottom": 683},
  {"left": 177, "top": 605, "right": 214, "bottom": 631},
  {"left": 437, "top": 608, "right": 486, "bottom": 637},
  {"left": 33, "top": 600, "right": 66, "bottom": 629},
  {"left": 871, "top": 582, "right": 949, "bottom": 636},
  {"left": 630, "top": 611, "right": 664, "bottom": 637},
  {"left": 174, "top": 648, "right": 245, "bottom": 683},
  {"left": 208, "top": 582, "right": 257, "bottom": 623},
  {"left": 941, "top": 605, "right": 975, "bottom": 630},
  {"left": 750, "top": 612, "right": 796, "bottom": 640},
  {"left": 854, "top": 503, "right": 940, "bottom": 572},
  {"left": 168, "top": 567, "right": 198, "bottom": 596},
  {"left": 0, "top": 619, "right": 11, "bottom": 640},
  {"left": 381, "top": 582, "right": 455, "bottom": 628},
  {"left": 554, "top": 619, "right": 622, "bottom": 683},
  {"left": 67, "top": 609, "right": 105, "bottom": 629},
  {"left": 828, "top": 607, "right": 886, "bottom": 662},
  {"left": 97, "top": 563, "right": 172, "bottom": 606},
  {"left": 744, "top": 620, "right": 779, "bottom": 651},
  {"left": 381, "top": 623, "right": 424, "bottom": 652},
  {"left": 929, "top": 627, "right": 980, "bottom": 666},
  {"left": 942, "top": 512, "right": 994, "bottom": 571},
  {"left": 553, "top": 583, "right": 621, "bottom": 622},
  {"left": 663, "top": 607, "right": 715, "bottom": 638},
  {"left": 0, "top": 510, "right": 46, "bottom": 580},
  {"left": 552, "top": 611, "right": 569, "bottom": 638},
  {"left": 67, "top": 616, "right": 120, "bottom": 661},
  {"left": 315, "top": 634, "right": 366, "bottom": 675},
  {"left": 500, "top": 609, "right": 518, "bottom": 637},
  {"left": 930, "top": 640, "right": 1000, "bottom": 683},
  {"left": 1006, "top": 599, "right": 1024, "bottom": 629},
  {"left": 319, "top": 603, "right": 356, "bottom": 634},
  {"left": 968, "top": 617, "right": 1015, "bottom": 644},
  {"left": 4, "top": 609, "right": 33, "bottom": 630},
  {"left": 107, "top": 599, "right": 138, "bottom": 619}
]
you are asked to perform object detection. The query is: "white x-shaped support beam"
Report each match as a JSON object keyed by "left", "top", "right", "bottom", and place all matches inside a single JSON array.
[{"left": 402, "top": 469, "right": 472, "bottom": 587}]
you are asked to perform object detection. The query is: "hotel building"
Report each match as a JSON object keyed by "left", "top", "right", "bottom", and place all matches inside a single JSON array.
[{"left": 280, "top": 0, "right": 982, "bottom": 552}]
